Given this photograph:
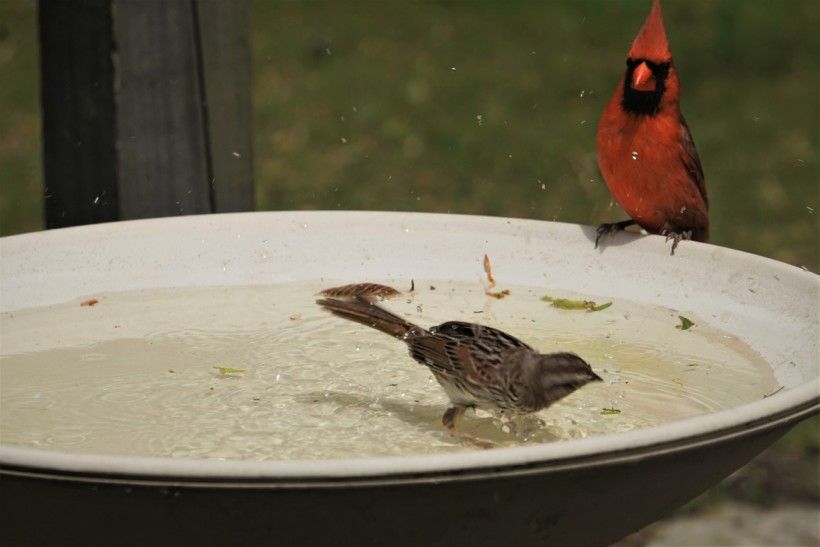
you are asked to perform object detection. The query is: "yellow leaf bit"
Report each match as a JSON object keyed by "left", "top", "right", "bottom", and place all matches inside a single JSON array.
[
  {"left": 483, "top": 254, "right": 496, "bottom": 288},
  {"left": 214, "top": 367, "right": 246, "bottom": 375},
  {"left": 541, "top": 295, "right": 612, "bottom": 312}
]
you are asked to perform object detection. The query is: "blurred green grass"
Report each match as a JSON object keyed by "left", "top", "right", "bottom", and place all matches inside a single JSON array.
[
  {"left": 249, "top": 0, "right": 819, "bottom": 270},
  {"left": 0, "top": 0, "right": 41, "bottom": 236},
  {"left": 0, "top": 0, "right": 817, "bottom": 520}
]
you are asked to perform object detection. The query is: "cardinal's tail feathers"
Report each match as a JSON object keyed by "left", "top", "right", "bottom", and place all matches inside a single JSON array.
[{"left": 316, "top": 297, "right": 425, "bottom": 340}]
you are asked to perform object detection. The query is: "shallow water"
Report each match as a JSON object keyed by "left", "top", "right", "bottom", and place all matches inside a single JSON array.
[{"left": 0, "top": 280, "right": 777, "bottom": 459}]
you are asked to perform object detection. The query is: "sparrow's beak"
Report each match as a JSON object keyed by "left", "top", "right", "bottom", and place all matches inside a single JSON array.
[
  {"left": 631, "top": 61, "right": 655, "bottom": 91},
  {"left": 591, "top": 371, "right": 604, "bottom": 382}
]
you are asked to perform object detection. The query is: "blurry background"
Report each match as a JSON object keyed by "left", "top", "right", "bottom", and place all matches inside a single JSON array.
[{"left": 0, "top": 0, "right": 817, "bottom": 543}]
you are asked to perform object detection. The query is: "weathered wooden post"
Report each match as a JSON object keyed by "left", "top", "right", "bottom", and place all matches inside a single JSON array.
[{"left": 39, "top": 0, "right": 253, "bottom": 229}]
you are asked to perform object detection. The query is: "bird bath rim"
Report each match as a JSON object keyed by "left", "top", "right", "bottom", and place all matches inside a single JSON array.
[{"left": 1, "top": 211, "right": 817, "bottom": 484}]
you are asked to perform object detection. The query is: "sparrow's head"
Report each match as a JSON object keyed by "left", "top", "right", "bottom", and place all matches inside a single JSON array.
[
  {"left": 525, "top": 352, "right": 603, "bottom": 409},
  {"left": 621, "top": 0, "right": 679, "bottom": 116}
]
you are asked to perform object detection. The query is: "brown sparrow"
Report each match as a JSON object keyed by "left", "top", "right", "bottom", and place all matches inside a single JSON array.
[{"left": 316, "top": 296, "right": 602, "bottom": 429}]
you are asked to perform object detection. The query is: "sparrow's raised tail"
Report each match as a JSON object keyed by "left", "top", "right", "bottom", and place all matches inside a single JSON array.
[{"left": 315, "top": 297, "right": 426, "bottom": 340}]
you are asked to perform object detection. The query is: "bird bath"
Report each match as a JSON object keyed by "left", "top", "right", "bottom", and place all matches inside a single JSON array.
[{"left": 1, "top": 211, "right": 817, "bottom": 546}]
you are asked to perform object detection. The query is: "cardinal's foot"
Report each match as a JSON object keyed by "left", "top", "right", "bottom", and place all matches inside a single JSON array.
[
  {"left": 661, "top": 223, "right": 693, "bottom": 255},
  {"left": 595, "top": 220, "right": 636, "bottom": 249}
]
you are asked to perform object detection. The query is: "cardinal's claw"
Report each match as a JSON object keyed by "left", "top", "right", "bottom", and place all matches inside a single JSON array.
[
  {"left": 595, "top": 219, "right": 636, "bottom": 248},
  {"left": 661, "top": 224, "right": 693, "bottom": 255}
]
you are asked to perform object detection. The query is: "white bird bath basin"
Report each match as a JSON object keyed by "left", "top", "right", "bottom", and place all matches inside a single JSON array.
[{"left": 1, "top": 211, "right": 817, "bottom": 546}]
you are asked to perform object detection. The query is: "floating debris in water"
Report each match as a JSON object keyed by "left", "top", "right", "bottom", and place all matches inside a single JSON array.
[
  {"left": 677, "top": 316, "right": 695, "bottom": 330},
  {"left": 483, "top": 254, "right": 510, "bottom": 298},
  {"left": 483, "top": 254, "right": 496, "bottom": 288},
  {"left": 80, "top": 299, "right": 99, "bottom": 307},
  {"left": 541, "top": 295, "right": 612, "bottom": 312},
  {"left": 601, "top": 408, "right": 622, "bottom": 415},
  {"left": 214, "top": 367, "right": 245, "bottom": 375}
]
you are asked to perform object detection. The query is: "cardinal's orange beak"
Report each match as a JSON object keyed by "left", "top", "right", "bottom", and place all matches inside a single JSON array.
[{"left": 631, "top": 61, "right": 655, "bottom": 91}]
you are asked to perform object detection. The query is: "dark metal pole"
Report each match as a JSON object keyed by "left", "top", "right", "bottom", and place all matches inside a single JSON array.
[{"left": 39, "top": 0, "right": 253, "bottom": 228}]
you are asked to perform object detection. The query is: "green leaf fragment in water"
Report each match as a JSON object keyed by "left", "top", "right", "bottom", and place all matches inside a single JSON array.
[
  {"left": 214, "top": 366, "right": 246, "bottom": 375},
  {"left": 541, "top": 296, "right": 612, "bottom": 312},
  {"left": 601, "top": 408, "right": 621, "bottom": 415},
  {"left": 677, "top": 316, "right": 695, "bottom": 330}
]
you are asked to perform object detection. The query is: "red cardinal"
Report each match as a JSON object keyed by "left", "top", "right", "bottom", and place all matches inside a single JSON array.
[{"left": 596, "top": 0, "right": 708, "bottom": 254}]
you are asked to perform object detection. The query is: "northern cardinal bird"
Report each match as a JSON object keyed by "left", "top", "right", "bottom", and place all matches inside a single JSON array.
[
  {"left": 317, "top": 296, "right": 601, "bottom": 430},
  {"left": 596, "top": 0, "right": 708, "bottom": 254}
]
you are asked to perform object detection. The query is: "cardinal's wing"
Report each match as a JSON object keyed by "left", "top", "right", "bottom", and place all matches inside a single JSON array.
[{"left": 678, "top": 114, "right": 708, "bottom": 207}]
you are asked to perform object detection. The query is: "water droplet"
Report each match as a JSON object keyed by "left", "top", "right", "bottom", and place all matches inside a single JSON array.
[
  {"left": 93, "top": 196, "right": 100, "bottom": 204},
  {"left": 232, "top": 151, "right": 241, "bottom": 158},
  {"left": 476, "top": 114, "right": 483, "bottom": 126},
  {"left": 340, "top": 137, "right": 347, "bottom": 144},
  {"left": 450, "top": 66, "right": 456, "bottom": 71},
  {"left": 631, "top": 151, "right": 639, "bottom": 160},
  {"left": 301, "top": 223, "right": 308, "bottom": 229},
  {"left": 579, "top": 89, "right": 585, "bottom": 98}
]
